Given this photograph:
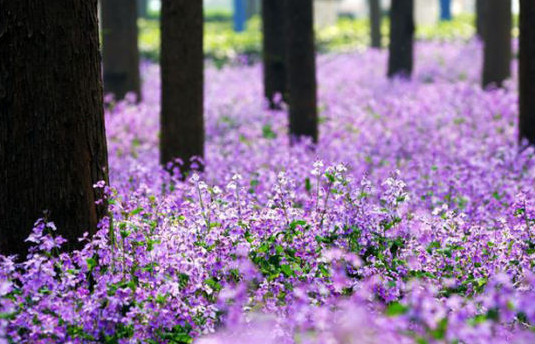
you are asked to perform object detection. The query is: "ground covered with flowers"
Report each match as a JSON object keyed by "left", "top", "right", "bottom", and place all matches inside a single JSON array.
[{"left": 3, "top": 39, "right": 535, "bottom": 344}]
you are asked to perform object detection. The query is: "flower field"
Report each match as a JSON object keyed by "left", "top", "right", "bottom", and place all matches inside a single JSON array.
[{"left": 3, "top": 39, "right": 535, "bottom": 343}]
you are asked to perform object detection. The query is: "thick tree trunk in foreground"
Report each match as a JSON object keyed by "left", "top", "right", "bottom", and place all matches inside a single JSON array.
[
  {"left": 476, "top": 0, "right": 485, "bottom": 39},
  {"left": 482, "top": 0, "right": 511, "bottom": 88},
  {"left": 369, "top": 0, "right": 382, "bottom": 48},
  {"left": 0, "top": 0, "right": 109, "bottom": 257},
  {"left": 387, "top": 0, "right": 414, "bottom": 78},
  {"left": 102, "top": 0, "right": 141, "bottom": 101},
  {"left": 160, "top": 0, "right": 204, "bottom": 173},
  {"left": 285, "top": 0, "right": 318, "bottom": 143},
  {"left": 262, "top": 0, "right": 287, "bottom": 108},
  {"left": 519, "top": 0, "right": 535, "bottom": 146}
]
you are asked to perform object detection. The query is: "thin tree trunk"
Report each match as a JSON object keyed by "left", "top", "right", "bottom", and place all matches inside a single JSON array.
[
  {"left": 519, "top": 0, "right": 535, "bottom": 145},
  {"left": 476, "top": 0, "right": 485, "bottom": 39},
  {"left": 160, "top": 0, "right": 204, "bottom": 174},
  {"left": 262, "top": 0, "right": 287, "bottom": 108},
  {"left": 285, "top": 0, "right": 318, "bottom": 144},
  {"left": 102, "top": 0, "right": 141, "bottom": 101},
  {"left": 0, "top": 0, "right": 109, "bottom": 257},
  {"left": 482, "top": 0, "right": 511, "bottom": 88},
  {"left": 387, "top": 0, "right": 414, "bottom": 78},
  {"left": 369, "top": 0, "right": 382, "bottom": 48}
]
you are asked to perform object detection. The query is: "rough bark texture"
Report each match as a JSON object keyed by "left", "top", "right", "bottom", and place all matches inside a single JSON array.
[
  {"left": 482, "top": 0, "right": 511, "bottom": 88},
  {"left": 102, "top": 0, "right": 141, "bottom": 101},
  {"left": 0, "top": 0, "right": 109, "bottom": 257},
  {"left": 285, "top": 0, "right": 318, "bottom": 143},
  {"left": 387, "top": 0, "right": 414, "bottom": 78},
  {"left": 519, "top": 0, "right": 535, "bottom": 145},
  {"left": 160, "top": 0, "right": 204, "bottom": 173},
  {"left": 476, "top": 0, "right": 485, "bottom": 39},
  {"left": 137, "top": 0, "right": 148, "bottom": 18},
  {"left": 369, "top": 0, "right": 382, "bottom": 48},
  {"left": 262, "top": 0, "right": 287, "bottom": 108}
]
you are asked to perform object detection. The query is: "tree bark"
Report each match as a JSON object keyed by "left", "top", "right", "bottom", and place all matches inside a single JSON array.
[
  {"left": 160, "top": 0, "right": 204, "bottom": 174},
  {"left": 262, "top": 0, "right": 287, "bottom": 108},
  {"left": 519, "top": 0, "right": 535, "bottom": 146},
  {"left": 482, "top": 0, "right": 511, "bottom": 88},
  {"left": 285, "top": 0, "right": 318, "bottom": 143},
  {"left": 369, "top": 0, "right": 382, "bottom": 48},
  {"left": 387, "top": 0, "right": 414, "bottom": 78},
  {"left": 0, "top": 0, "right": 109, "bottom": 257},
  {"left": 102, "top": 0, "right": 141, "bottom": 101},
  {"left": 475, "top": 0, "right": 485, "bottom": 39}
]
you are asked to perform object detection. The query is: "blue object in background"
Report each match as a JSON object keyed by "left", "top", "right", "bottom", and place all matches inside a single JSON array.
[
  {"left": 439, "top": 0, "right": 452, "bottom": 21},
  {"left": 234, "top": 0, "right": 246, "bottom": 32}
]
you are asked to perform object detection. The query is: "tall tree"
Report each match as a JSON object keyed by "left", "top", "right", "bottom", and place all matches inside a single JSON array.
[
  {"left": 369, "top": 0, "right": 382, "bottom": 48},
  {"left": 0, "top": 0, "right": 109, "bottom": 257},
  {"left": 160, "top": 0, "right": 204, "bottom": 173},
  {"left": 387, "top": 0, "right": 415, "bottom": 78},
  {"left": 262, "top": 0, "right": 287, "bottom": 108},
  {"left": 519, "top": 0, "right": 535, "bottom": 145},
  {"left": 482, "top": 0, "right": 511, "bottom": 88},
  {"left": 102, "top": 0, "right": 142, "bottom": 101},
  {"left": 475, "top": 0, "right": 485, "bottom": 39},
  {"left": 285, "top": 0, "right": 318, "bottom": 143}
]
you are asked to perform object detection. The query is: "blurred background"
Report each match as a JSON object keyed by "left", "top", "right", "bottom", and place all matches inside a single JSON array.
[{"left": 136, "top": 0, "right": 520, "bottom": 68}]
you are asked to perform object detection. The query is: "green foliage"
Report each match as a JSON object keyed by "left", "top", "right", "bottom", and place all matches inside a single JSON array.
[{"left": 138, "top": 15, "right": 480, "bottom": 67}]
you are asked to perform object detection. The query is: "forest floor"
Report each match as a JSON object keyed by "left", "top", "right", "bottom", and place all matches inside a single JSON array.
[{"left": 3, "top": 40, "right": 535, "bottom": 344}]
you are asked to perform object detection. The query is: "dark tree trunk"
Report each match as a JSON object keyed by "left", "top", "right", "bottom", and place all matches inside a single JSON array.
[
  {"left": 137, "top": 0, "right": 148, "bottom": 18},
  {"left": 0, "top": 0, "right": 109, "bottom": 257},
  {"left": 285, "top": 0, "right": 318, "bottom": 143},
  {"left": 369, "top": 0, "right": 382, "bottom": 48},
  {"left": 102, "top": 0, "right": 142, "bottom": 101},
  {"left": 160, "top": 0, "right": 204, "bottom": 174},
  {"left": 262, "top": 0, "right": 287, "bottom": 109},
  {"left": 476, "top": 0, "right": 485, "bottom": 39},
  {"left": 482, "top": 0, "right": 511, "bottom": 88},
  {"left": 387, "top": 0, "right": 414, "bottom": 78},
  {"left": 519, "top": 0, "right": 535, "bottom": 146}
]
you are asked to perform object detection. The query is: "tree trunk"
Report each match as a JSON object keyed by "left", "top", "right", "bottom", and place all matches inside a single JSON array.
[
  {"left": 137, "top": 0, "right": 148, "bottom": 18},
  {"left": 285, "top": 0, "right": 318, "bottom": 144},
  {"left": 0, "top": 0, "right": 109, "bottom": 257},
  {"left": 387, "top": 0, "right": 414, "bottom": 78},
  {"left": 262, "top": 0, "right": 287, "bottom": 108},
  {"left": 482, "top": 0, "right": 511, "bottom": 88},
  {"left": 476, "top": 0, "right": 485, "bottom": 39},
  {"left": 160, "top": 0, "right": 204, "bottom": 174},
  {"left": 369, "top": 0, "right": 382, "bottom": 48},
  {"left": 519, "top": 0, "right": 535, "bottom": 146},
  {"left": 102, "top": 0, "right": 141, "bottom": 102}
]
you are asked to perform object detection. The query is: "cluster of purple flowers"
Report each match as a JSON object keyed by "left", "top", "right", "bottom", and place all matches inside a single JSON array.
[{"left": 2, "top": 39, "right": 535, "bottom": 343}]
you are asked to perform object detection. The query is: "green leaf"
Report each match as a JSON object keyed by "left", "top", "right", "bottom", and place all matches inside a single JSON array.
[
  {"left": 385, "top": 302, "right": 408, "bottom": 316},
  {"left": 281, "top": 264, "right": 294, "bottom": 277}
]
